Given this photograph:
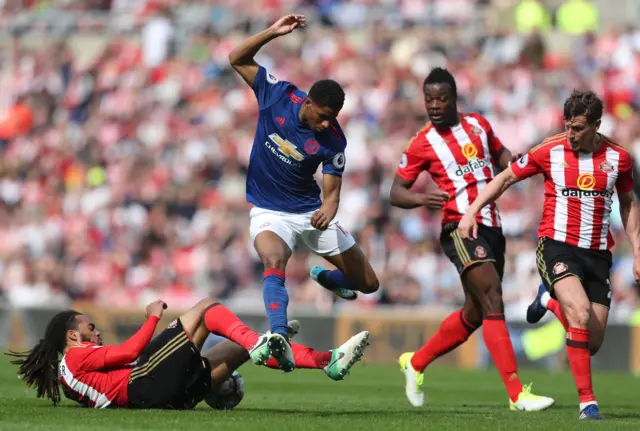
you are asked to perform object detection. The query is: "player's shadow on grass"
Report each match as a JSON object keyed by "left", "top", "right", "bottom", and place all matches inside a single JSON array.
[
  {"left": 234, "top": 407, "right": 478, "bottom": 416},
  {"left": 606, "top": 412, "right": 640, "bottom": 419}
]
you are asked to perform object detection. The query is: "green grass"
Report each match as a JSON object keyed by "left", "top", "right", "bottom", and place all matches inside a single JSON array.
[{"left": 1, "top": 356, "right": 639, "bottom": 430}]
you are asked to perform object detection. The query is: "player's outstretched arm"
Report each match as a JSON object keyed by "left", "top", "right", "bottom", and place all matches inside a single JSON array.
[
  {"left": 458, "top": 167, "right": 521, "bottom": 239},
  {"left": 99, "top": 300, "right": 165, "bottom": 368},
  {"left": 311, "top": 174, "right": 341, "bottom": 231},
  {"left": 618, "top": 190, "right": 640, "bottom": 282},
  {"left": 229, "top": 14, "right": 307, "bottom": 87},
  {"left": 389, "top": 175, "right": 449, "bottom": 209}
]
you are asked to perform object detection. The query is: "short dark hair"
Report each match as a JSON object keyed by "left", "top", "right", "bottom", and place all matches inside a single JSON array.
[
  {"left": 563, "top": 90, "right": 603, "bottom": 124},
  {"left": 308, "top": 79, "right": 345, "bottom": 112},
  {"left": 423, "top": 67, "right": 457, "bottom": 98}
]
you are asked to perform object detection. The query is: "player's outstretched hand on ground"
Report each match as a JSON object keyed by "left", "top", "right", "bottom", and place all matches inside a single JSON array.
[
  {"left": 422, "top": 190, "right": 449, "bottom": 209},
  {"left": 311, "top": 210, "right": 330, "bottom": 231},
  {"left": 457, "top": 214, "right": 478, "bottom": 240},
  {"left": 146, "top": 300, "right": 167, "bottom": 319},
  {"left": 269, "top": 14, "right": 307, "bottom": 36}
]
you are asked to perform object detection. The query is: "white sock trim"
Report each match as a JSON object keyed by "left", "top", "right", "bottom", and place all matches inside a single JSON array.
[
  {"left": 541, "top": 291, "right": 551, "bottom": 308},
  {"left": 580, "top": 401, "right": 598, "bottom": 412}
]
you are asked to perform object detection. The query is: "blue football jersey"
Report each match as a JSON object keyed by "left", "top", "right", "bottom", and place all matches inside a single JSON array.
[{"left": 245, "top": 66, "right": 347, "bottom": 214}]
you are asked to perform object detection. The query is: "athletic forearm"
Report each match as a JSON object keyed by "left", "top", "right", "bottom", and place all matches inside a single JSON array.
[
  {"left": 229, "top": 28, "right": 278, "bottom": 66},
  {"left": 467, "top": 169, "right": 514, "bottom": 217},
  {"left": 389, "top": 184, "right": 425, "bottom": 209},
  {"left": 319, "top": 199, "right": 339, "bottom": 221},
  {"left": 103, "top": 316, "right": 159, "bottom": 367}
]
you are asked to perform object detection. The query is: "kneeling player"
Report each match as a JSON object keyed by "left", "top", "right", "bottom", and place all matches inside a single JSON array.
[
  {"left": 458, "top": 90, "right": 640, "bottom": 419},
  {"left": 8, "top": 299, "right": 370, "bottom": 408}
]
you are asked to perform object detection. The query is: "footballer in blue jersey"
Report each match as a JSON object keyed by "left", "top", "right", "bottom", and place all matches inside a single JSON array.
[{"left": 229, "top": 14, "right": 379, "bottom": 372}]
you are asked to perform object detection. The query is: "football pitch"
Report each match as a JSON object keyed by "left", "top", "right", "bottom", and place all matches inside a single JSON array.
[{"left": 1, "top": 357, "right": 639, "bottom": 431}]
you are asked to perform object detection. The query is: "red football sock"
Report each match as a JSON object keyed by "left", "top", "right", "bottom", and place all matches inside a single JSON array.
[
  {"left": 482, "top": 314, "right": 523, "bottom": 403},
  {"left": 265, "top": 343, "right": 332, "bottom": 369},
  {"left": 203, "top": 303, "right": 259, "bottom": 351},
  {"left": 547, "top": 298, "right": 569, "bottom": 330},
  {"left": 411, "top": 309, "right": 479, "bottom": 372},
  {"left": 566, "top": 327, "right": 596, "bottom": 404}
]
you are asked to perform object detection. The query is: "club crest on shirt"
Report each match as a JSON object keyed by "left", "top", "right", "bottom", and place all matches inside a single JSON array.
[
  {"left": 471, "top": 126, "right": 483, "bottom": 136},
  {"left": 304, "top": 139, "right": 320, "bottom": 155},
  {"left": 474, "top": 245, "right": 487, "bottom": 259},
  {"left": 599, "top": 161, "right": 615, "bottom": 173},
  {"left": 553, "top": 262, "right": 568, "bottom": 275}
]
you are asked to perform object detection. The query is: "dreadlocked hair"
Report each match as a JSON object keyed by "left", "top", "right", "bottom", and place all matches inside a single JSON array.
[{"left": 5, "top": 310, "right": 81, "bottom": 406}]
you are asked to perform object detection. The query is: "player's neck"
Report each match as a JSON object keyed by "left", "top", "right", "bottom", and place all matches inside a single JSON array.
[
  {"left": 434, "top": 118, "right": 460, "bottom": 130},
  {"left": 577, "top": 133, "right": 603, "bottom": 153},
  {"left": 298, "top": 105, "right": 309, "bottom": 128},
  {"left": 64, "top": 340, "right": 85, "bottom": 353}
]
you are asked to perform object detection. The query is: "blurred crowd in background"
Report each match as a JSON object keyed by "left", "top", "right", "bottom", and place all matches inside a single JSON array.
[{"left": 0, "top": 0, "right": 640, "bottom": 322}]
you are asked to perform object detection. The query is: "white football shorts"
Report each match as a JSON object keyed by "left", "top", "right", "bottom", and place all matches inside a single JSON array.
[{"left": 249, "top": 207, "right": 356, "bottom": 256}]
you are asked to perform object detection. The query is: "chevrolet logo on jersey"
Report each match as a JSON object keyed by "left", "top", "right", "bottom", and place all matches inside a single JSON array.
[{"left": 266, "top": 133, "right": 305, "bottom": 164}]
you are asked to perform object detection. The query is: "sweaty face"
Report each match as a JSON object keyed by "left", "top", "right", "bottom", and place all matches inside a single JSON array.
[
  {"left": 302, "top": 99, "right": 339, "bottom": 132},
  {"left": 73, "top": 315, "right": 102, "bottom": 345},
  {"left": 424, "top": 83, "right": 457, "bottom": 127},
  {"left": 565, "top": 115, "right": 600, "bottom": 152}
]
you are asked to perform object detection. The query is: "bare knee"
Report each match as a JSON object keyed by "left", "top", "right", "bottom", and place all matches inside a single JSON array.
[
  {"left": 480, "top": 284, "right": 504, "bottom": 314},
  {"left": 262, "top": 255, "right": 287, "bottom": 271},
  {"left": 563, "top": 302, "right": 590, "bottom": 328},
  {"left": 588, "top": 334, "right": 604, "bottom": 356},
  {"left": 196, "top": 298, "right": 216, "bottom": 311},
  {"left": 462, "top": 301, "right": 483, "bottom": 327},
  {"left": 360, "top": 271, "right": 379, "bottom": 294}
]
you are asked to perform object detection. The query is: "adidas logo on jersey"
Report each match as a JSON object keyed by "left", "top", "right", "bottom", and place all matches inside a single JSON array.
[
  {"left": 455, "top": 157, "right": 491, "bottom": 176},
  {"left": 561, "top": 188, "right": 613, "bottom": 199}
]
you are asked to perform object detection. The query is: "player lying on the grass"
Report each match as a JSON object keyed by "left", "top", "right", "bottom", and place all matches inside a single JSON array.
[
  {"left": 228, "top": 13, "right": 380, "bottom": 372},
  {"left": 7, "top": 298, "right": 370, "bottom": 409},
  {"left": 457, "top": 90, "right": 640, "bottom": 420},
  {"left": 390, "top": 67, "right": 553, "bottom": 412}
]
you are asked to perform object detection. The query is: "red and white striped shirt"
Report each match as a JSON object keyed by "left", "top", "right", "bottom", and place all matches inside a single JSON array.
[
  {"left": 59, "top": 316, "right": 159, "bottom": 408},
  {"left": 396, "top": 113, "right": 505, "bottom": 226},
  {"left": 511, "top": 133, "right": 634, "bottom": 250},
  {"left": 59, "top": 344, "right": 133, "bottom": 409}
]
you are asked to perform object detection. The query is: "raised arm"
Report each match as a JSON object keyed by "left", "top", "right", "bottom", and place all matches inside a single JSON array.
[
  {"left": 228, "top": 14, "right": 306, "bottom": 87},
  {"left": 82, "top": 300, "right": 166, "bottom": 370}
]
